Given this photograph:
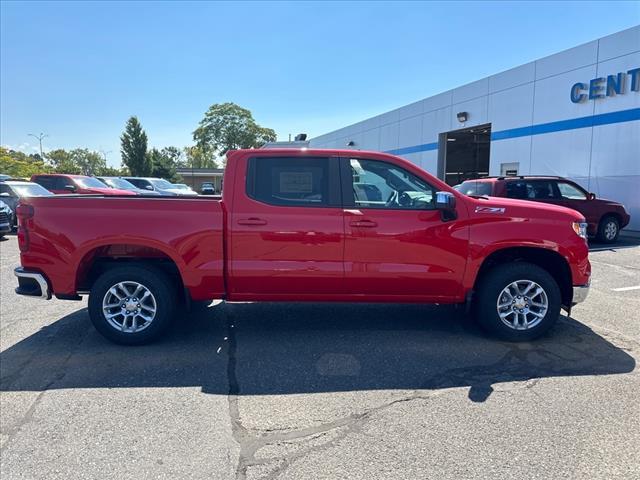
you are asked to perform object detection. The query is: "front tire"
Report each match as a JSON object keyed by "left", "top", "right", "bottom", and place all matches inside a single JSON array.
[
  {"left": 475, "top": 262, "right": 561, "bottom": 342},
  {"left": 88, "top": 265, "right": 175, "bottom": 345},
  {"left": 597, "top": 216, "right": 619, "bottom": 243}
]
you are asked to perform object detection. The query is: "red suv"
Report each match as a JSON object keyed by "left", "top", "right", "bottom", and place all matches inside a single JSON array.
[
  {"left": 455, "top": 176, "right": 630, "bottom": 243},
  {"left": 31, "top": 174, "right": 136, "bottom": 196}
]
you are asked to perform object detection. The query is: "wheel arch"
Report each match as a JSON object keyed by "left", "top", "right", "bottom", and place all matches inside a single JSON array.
[
  {"left": 472, "top": 247, "right": 573, "bottom": 309},
  {"left": 75, "top": 243, "right": 187, "bottom": 301}
]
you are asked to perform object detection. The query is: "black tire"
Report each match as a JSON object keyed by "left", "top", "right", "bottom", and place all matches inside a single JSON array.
[
  {"left": 596, "top": 215, "right": 620, "bottom": 244},
  {"left": 475, "top": 262, "right": 561, "bottom": 342},
  {"left": 88, "top": 265, "right": 175, "bottom": 345}
]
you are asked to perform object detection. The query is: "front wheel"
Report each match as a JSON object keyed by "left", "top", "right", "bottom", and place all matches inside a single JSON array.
[
  {"left": 475, "top": 263, "right": 561, "bottom": 342},
  {"left": 88, "top": 265, "right": 175, "bottom": 345}
]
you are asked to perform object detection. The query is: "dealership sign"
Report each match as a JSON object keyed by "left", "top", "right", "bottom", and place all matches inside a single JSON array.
[{"left": 571, "top": 67, "right": 640, "bottom": 103}]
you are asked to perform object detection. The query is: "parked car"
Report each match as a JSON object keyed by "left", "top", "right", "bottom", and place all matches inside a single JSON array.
[
  {"left": 31, "top": 174, "right": 137, "bottom": 196},
  {"left": 0, "top": 180, "right": 53, "bottom": 227},
  {"left": 123, "top": 177, "right": 197, "bottom": 196},
  {"left": 0, "top": 200, "right": 12, "bottom": 238},
  {"left": 96, "top": 176, "right": 161, "bottom": 196},
  {"left": 200, "top": 182, "right": 217, "bottom": 195},
  {"left": 456, "top": 176, "right": 631, "bottom": 243},
  {"left": 173, "top": 183, "right": 198, "bottom": 195},
  {"left": 15, "top": 148, "right": 591, "bottom": 346}
]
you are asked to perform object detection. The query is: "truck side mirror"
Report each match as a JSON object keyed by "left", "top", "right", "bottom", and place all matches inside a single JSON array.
[
  {"left": 588, "top": 192, "right": 596, "bottom": 200},
  {"left": 145, "top": 185, "right": 154, "bottom": 190},
  {"left": 435, "top": 191, "right": 457, "bottom": 221},
  {"left": 64, "top": 185, "right": 77, "bottom": 192}
]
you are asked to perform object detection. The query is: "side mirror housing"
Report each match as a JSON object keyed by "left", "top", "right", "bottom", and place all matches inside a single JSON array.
[
  {"left": 435, "top": 191, "right": 457, "bottom": 221},
  {"left": 588, "top": 192, "right": 596, "bottom": 200},
  {"left": 63, "top": 185, "right": 77, "bottom": 192},
  {"left": 145, "top": 185, "right": 154, "bottom": 190}
]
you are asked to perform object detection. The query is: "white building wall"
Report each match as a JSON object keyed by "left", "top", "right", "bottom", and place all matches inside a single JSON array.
[{"left": 310, "top": 26, "right": 640, "bottom": 231}]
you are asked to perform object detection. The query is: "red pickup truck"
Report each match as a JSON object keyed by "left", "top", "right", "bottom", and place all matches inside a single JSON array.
[{"left": 14, "top": 148, "right": 591, "bottom": 344}]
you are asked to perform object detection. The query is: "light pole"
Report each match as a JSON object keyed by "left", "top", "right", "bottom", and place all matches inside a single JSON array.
[{"left": 28, "top": 132, "right": 48, "bottom": 158}]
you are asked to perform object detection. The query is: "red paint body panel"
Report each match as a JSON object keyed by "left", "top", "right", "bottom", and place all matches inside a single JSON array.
[
  {"left": 19, "top": 197, "right": 225, "bottom": 300},
  {"left": 18, "top": 149, "right": 591, "bottom": 306}
]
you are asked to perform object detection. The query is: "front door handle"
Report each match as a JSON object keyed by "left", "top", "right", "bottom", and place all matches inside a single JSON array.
[
  {"left": 237, "top": 218, "right": 267, "bottom": 226},
  {"left": 350, "top": 220, "right": 378, "bottom": 228}
]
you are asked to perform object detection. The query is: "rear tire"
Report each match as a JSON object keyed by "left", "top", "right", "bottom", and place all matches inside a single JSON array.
[
  {"left": 475, "top": 262, "right": 561, "bottom": 342},
  {"left": 88, "top": 265, "right": 175, "bottom": 345},
  {"left": 597, "top": 215, "right": 619, "bottom": 243}
]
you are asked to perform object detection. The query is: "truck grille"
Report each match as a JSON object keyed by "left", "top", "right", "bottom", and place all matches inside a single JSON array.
[{"left": 0, "top": 212, "right": 9, "bottom": 224}]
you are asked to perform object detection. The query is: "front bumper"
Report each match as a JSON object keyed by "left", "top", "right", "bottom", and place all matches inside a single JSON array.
[
  {"left": 14, "top": 267, "right": 51, "bottom": 300},
  {"left": 572, "top": 283, "right": 590, "bottom": 305}
]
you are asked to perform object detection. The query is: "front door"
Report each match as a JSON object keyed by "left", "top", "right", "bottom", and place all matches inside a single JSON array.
[
  {"left": 228, "top": 155, "right": 345, "bottom": 299},
  {"left": 342, "top": 157, "right": 468, "bottom": 302}
]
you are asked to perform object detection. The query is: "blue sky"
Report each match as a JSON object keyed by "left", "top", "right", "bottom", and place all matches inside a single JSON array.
[{"left": 1, "top": 1, "right": 639, "bottom": 166}]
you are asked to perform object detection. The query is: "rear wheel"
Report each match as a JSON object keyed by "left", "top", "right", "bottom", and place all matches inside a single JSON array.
[
  {"left": 597, "top": 216, "right": 619, "bottom": 243},
  {"left": 475, "top": 262, "right": 561, "bottom": 341},
  {"left": 88, "top": 265, "right": 175, "bottom": 345}
]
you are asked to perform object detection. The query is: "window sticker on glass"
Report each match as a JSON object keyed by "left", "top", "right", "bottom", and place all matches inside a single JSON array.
[{"left": 279, "top": 172, "right": 313, "bottom": 193}]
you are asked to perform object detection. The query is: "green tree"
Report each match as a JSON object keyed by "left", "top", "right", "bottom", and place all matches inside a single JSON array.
[
  {"left": 120, "top": 116, "right": 151, "bottom": 175},
  {"left": 192, "top": 103, "right": 276, "bottom": 158},
  {"left": 148, "top": 148, "right": 180, "bottom": 182},
  {"left": 46, "top": 148, "right": 109, "bottom": 175},
  {"left": 0, "top": 147, "right": 51, "bottom": 178},
  {"left": 184, "top": 145, "right": 218, "bottom": 169},
  {"left": 160, "top": 146, "right": 186, "bottom": 168}
]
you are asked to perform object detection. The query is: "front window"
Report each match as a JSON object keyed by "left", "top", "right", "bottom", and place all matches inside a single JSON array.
[
  {"left": 557, "top": 182, "right": 587, "bottom": 200},
  {"left": 349, "top": 158, "right": 435, "bottom": 209},
  {"left": 74, "top": 177, "right": 108, "bottom": 189},
  {"left": 456, "top": 180, "right": 493, "bottom": 196},
  {"left": 103, "top": 178, "right": 136, "bottom": 190},
  {"left": 150, "top": 179, "right": 176, "bottom": 189}
]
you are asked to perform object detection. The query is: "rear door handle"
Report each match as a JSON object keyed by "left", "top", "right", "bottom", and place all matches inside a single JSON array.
[
  {"left": 349, "top": 220, "right": 378, "bottom": 228},
  {"left": 237, "top": 218, "right": 267, "bottom": 226}
]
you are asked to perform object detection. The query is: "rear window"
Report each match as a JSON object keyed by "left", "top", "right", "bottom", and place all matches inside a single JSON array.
[
  {"left": 456, "top": 181, "right": 493, "bottom": 196},
  {"left": 246, "top": 157, "right": 338, "bottom": 207}
]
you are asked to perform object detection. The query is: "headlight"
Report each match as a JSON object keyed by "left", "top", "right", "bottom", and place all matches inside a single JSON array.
[{"left": 572, "top": 222, "right": 588, "bottom": 240}]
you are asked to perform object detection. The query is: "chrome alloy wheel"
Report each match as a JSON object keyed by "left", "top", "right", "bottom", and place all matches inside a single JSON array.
[
  {"left": 102, "top": 281, "right": 157, "bottom": 333},
  {"left": 604, "top": 221, "right": 618, "bottom": 241},
  {"left": 496, "top": 280, "right": 548, "bottom": 331}
]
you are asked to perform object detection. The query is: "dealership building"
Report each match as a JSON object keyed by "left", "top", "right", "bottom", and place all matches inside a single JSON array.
[{"left": 309, "top": 26, "right": 640, "bottom": 232}]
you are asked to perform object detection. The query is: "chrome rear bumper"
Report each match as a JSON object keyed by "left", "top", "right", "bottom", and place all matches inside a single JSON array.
[
  {"left": 14, "top": 267, "right": 51, "bottom": 300},
  {"left": 572, "top": 283, "right": 590, "bottom": 305}
]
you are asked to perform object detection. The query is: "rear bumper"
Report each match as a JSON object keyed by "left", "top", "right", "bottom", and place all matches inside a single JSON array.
[
  {"left": 14, "top": 267, "right": 51, "bottom": 300},
  {"left": 572, "top": 283, "right": 590, "bottom": 305}
]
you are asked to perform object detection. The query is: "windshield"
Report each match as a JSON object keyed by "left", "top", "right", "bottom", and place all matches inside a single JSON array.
[
  {"left": 456, "top": 180, "right": 493, "bottom": 196},
  {"left": 75, "top": 177, "right": 108, "bottom": 189},
  {"left": 103, "top": 178, "right": 136, "bottom": 190},
  {"left": 150, "top": 178, "right": 176, "bottom": 189},
  {"left": 8, "top": 183, "right": 53, "bottom": 197}
]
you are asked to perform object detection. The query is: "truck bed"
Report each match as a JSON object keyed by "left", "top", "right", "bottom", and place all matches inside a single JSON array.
[{"left": 18, "top": 196, "right": 225, "bottom": 300}]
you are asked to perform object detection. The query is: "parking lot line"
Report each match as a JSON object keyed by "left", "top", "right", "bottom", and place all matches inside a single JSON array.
[{"left": 611, "top": 285, "right": 640, "bottom": 292}]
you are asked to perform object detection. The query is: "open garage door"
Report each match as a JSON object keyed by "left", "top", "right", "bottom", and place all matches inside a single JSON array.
[{"left": 440, "top": 124, "right": 491, "bottom": 186}]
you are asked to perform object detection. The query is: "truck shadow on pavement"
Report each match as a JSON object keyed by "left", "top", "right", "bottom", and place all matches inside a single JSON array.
[{"left": 0, "top": 302, "right": 635, "bottom": 403}]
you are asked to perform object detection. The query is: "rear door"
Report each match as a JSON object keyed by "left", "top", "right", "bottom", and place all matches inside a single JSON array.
[
  {"left": 228, "top": 154, "right": 345, "bottom": 299},
  {"left": 341, "top": 156, "right": 468, "bottom": 301}
]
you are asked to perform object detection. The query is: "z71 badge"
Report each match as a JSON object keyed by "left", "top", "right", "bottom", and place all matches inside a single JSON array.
[{"left": 475, "top": 206, "right": 506, "bottom": 214}]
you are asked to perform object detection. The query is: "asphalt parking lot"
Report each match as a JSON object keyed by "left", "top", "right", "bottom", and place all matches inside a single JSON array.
[{"left": 1, "top": 234, "right": 639, "bottom": 479}]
